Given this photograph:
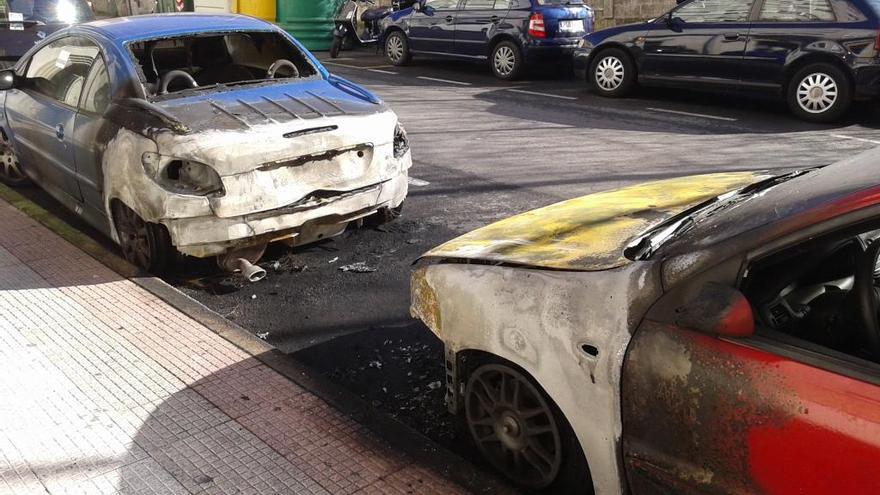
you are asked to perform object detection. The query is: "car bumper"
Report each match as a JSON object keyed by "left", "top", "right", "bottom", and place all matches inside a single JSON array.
[
  {"left": 572, "top": 47, "right": 592, "bottom": 81},
  {"left": 162, "top": 166, "right": 410, "bottom": 258},
  {"left": 853, "top": 60, "right": 880, "bottom": 99},
  {"left": 522, "top": 39, "right": 582, "bottom": 63}
]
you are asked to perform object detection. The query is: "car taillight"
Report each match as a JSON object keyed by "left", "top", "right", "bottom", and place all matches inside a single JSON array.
[{"left": 528, "top": 12, "right": 545, "bottom": 39}]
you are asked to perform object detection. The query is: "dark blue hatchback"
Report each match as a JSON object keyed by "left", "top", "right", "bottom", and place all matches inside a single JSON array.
[{"left": 380, "top": 0, "right": 593, "bottom": 79}]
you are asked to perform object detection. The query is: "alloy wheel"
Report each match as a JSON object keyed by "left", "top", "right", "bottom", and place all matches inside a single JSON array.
[
  {"left": 115, "top": 206, "right": 153, "bottom": 269},
  {"left": 386, "top": 35, "right": 404, "bottom": 63},
  {"left": 595, "top": 55, "right": 625, "bottom": 91},
  {"left": 493, "top": 46, "right": 516, "bottom": 77},
  {"left": 465, "top": 364, "right": 563, "bottom": 488},
  {"left": 796, "top": 72, "right": 838, "bottom": 114},
  {"left": 0, "top": 132, "right": 27, "bottom": 185}
]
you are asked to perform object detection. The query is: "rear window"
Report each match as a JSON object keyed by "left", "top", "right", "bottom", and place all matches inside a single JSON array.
[
  {"left": 127, "top": 31, "right": 319, "bottom": 98},
  {"left": 0, "top": 0, "right": 93, "bottom": 24}
]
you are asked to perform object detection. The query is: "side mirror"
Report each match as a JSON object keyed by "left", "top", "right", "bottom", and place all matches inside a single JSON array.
[
  {"left": 666, "top": 14, "right": 684, "bottom": 31},
  {"left": 0, "top": 70, "right": 15, "bottom": 91},
  {"left": 411, "top": 1, "right": 420, "bottom": 12},
  {"left": 675, "top": 283, "right": 755, "bottom": 338}
]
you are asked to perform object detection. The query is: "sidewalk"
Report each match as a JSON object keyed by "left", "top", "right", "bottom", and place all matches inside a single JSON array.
[{"left": 0, "top": 197, "right": 466, "bottom": 495}]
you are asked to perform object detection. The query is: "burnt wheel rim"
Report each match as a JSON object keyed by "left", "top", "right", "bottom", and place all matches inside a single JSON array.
[
  {"left": 387, "top": 35, "right": 404, "bottom": 62},
  {"left": 465, "top": 364, "right": 562, "bottom": 488},
  {"left": 0, "top": 134, "right": 26, "bottom": 184},
  {"left": 116, "top": 207, "right": 152, "bottom": 269}
]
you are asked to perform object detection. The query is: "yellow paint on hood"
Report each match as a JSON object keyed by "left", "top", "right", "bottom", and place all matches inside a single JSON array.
[{"left": 423, "top": 172, "right": 769, "bottom": 271}]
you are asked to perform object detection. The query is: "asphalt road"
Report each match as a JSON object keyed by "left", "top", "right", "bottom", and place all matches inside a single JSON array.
[{"left": 21, "top": 48, "right": 880, "bottom": 484}]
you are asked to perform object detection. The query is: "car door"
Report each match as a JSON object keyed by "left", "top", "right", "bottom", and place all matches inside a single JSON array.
[
  {"left": 72, "top": 52, "right": 111, "bottom": 222},
  {"left": 741, "top": 0, "right": 839, "bottom": 88},
  {"left": 621, "top": 237, "right": 880, "bottom": 493},
  {"left": 454, "top": 0, "right": 508, "bottom": 57},
  {"left": 4, "top": 36, "right": 98, "bottom": 203},
  {"left": 408, "top": 0, "right": 460, "bottom": 53},
  {"left": 641, "top": 0, "right": 755, "bottom": 84}
]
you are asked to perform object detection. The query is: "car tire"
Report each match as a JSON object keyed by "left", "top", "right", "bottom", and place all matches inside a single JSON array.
[
  {"left": 0, "top": 128, "right": 30, "bottom": 187},
  {"left": 490, "top": 41, "right": 523, "bottom": 81},
  {"left": 385, "top": 31, "right": 411, "bottom": 66},
  {"left": 330, "top": 36, "right": 343, "bottom": 59},
  {"left": 787, "top": 63, "right": 852, "bottom": 123},
  {"left": 589, "top": 47, "right": 636, "bottom": 97},
  {"left": 463, "top": 362, "right": 593, "bottom": 493},
  {"left": 112, "top": 202, "right": 173, "bottom": 273}
]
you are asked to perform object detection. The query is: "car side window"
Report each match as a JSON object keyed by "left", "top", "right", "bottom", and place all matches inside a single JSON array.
[
  {"left": 759, "top": 0, "right": 835, "bottom": 21},
  {"left": 426, "top": 0, "right": 459, "bottom": 9},
  {"left": 24, "top": 37, "right": 99, "bottom": 107},
  {"left": 675, "top": 0, "right": 754, "bottom": 22},
  {"left": 79, "top": 55, "right": 111, "bottom": 115},
  {"left": 462, "top": 0, "right": 494, "bottom": 8}
]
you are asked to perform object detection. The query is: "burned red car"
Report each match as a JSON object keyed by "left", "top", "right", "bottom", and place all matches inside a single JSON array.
[{"left": 412, "top": 149, "right": 880, "bottom": 493}]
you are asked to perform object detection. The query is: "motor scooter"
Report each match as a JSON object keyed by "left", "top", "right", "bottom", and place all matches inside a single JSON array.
[{"left": 330, "top": 0, "right": 413, "bottom": 58}]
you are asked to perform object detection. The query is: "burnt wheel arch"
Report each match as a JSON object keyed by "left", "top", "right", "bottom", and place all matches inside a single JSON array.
[{"left": 454, "top": 350, "right": 594, "bottom": 493}]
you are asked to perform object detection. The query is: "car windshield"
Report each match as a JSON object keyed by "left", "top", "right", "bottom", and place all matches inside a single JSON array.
[
  {"left": 128, "top": 31, "right": 319, "bottom": 98},
  {"left": 0, "top": 0, "right": 93, "bottom": 24},
  {"left": 625, "top": 168, "right": 817, "bottom": 261}
]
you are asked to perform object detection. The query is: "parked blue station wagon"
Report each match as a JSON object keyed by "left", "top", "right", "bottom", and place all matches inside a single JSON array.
[
  {"left": 0, "top": 14, "right": 412, "bottom": 278},
  {"left": 380, "top": 0, "right": 593, "bottom": 79}
]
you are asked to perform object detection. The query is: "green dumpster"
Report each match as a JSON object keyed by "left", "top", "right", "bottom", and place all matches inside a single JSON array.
[{"left": 276, "top": 0, "right": 344, "bottom": 51}]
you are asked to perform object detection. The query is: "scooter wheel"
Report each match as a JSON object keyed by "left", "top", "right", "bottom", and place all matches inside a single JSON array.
[{"left": 330, "top": 36, "right": 343, "bottom": 59}]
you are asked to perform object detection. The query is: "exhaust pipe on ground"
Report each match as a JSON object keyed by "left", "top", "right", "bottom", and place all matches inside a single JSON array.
[{"left": 235, "top": 258, "right": 267, "bottom": 283}]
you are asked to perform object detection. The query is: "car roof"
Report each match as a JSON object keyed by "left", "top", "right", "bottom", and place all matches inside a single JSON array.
[{"left": 76, "top": 13, "right": 277, "bottom": 44}]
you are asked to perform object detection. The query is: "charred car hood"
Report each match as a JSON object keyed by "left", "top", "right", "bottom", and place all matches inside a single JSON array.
[
  {"left": 422, "top": 172, "right": 768, "bottom": 271},
  {"left": 151, "top": 78, "right": 384, "bottom": 133}
]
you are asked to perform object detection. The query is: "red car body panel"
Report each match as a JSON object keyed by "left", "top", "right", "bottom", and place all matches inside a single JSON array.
[{"left": 622, "top": 322, "right": 880, "bottom": 494}]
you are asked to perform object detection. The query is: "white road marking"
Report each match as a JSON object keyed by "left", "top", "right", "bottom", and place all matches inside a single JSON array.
[
  {"left": 831, "top": 134, "right": 880, "bottom": 145},
  {"left": 368, "top": 68, "right": 399, "bottom": 75},
  {"left": 506, "top": 88, "right": 578, "bottom": 100},
  {"left": 416, "top": 76, "right": 471, "bottom": 86},
  {"left": 646, "top": 107, "right": 738, "bottom": 122},
  {"left": 408, "top": 177, "right": 430, "bottom": 187}
]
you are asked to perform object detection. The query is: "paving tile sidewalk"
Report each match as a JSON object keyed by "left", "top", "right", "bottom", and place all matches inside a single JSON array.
[{"left": 0, "top": 198, "right": 466, "bottom": 495}]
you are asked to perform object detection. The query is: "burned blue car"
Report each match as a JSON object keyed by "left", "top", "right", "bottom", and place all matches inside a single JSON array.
[{"left": 0, "top": 14, "right": 412, "bottom": 279}]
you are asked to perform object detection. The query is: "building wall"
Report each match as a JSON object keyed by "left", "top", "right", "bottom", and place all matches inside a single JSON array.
[{"left": 588, "top": 0, "right": 676, "bottom": 29}]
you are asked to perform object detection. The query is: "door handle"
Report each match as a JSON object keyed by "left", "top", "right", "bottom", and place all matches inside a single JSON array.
[
  {"left": 490, "top": 15, "right": 499, "bottom": 23},
  {"left": 55, "top": 123, "right": 64, "bottom": 140},
  {"left": 445, "top": 15, "right": 454, "bottom": 23},
  {"left": 723, "top": 32, "right": 742, "bottom": 40}
]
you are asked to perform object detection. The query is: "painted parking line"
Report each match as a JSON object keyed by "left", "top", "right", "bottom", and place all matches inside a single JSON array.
[
  {"left": 416, "top": 76, "right": 472, "bottom": 86},
  {"left": 368, "top": 68, "right": 399, "bottom": 75},
  {"left": 646, "top": 107, "right": 738, "bottom": 122},
  {"left": 408, "top": 177, "right": 431, "bottom": 187},
  {"left": 831, "top": 134, "right": 880, "bottom": 145},
  {"left": 506, "top": 88, "right": 578, "bottom": 101}
]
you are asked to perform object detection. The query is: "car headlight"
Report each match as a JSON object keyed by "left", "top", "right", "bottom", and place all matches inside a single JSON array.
[
  {"left": 142, "top": 153, "right": 224, "bottom": 196},
  {"left": 394, "top": 123, "right": 410, "bottom": 159},
  {"left": 577, "top": 38, "right": 588, "bottom": 49}
]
